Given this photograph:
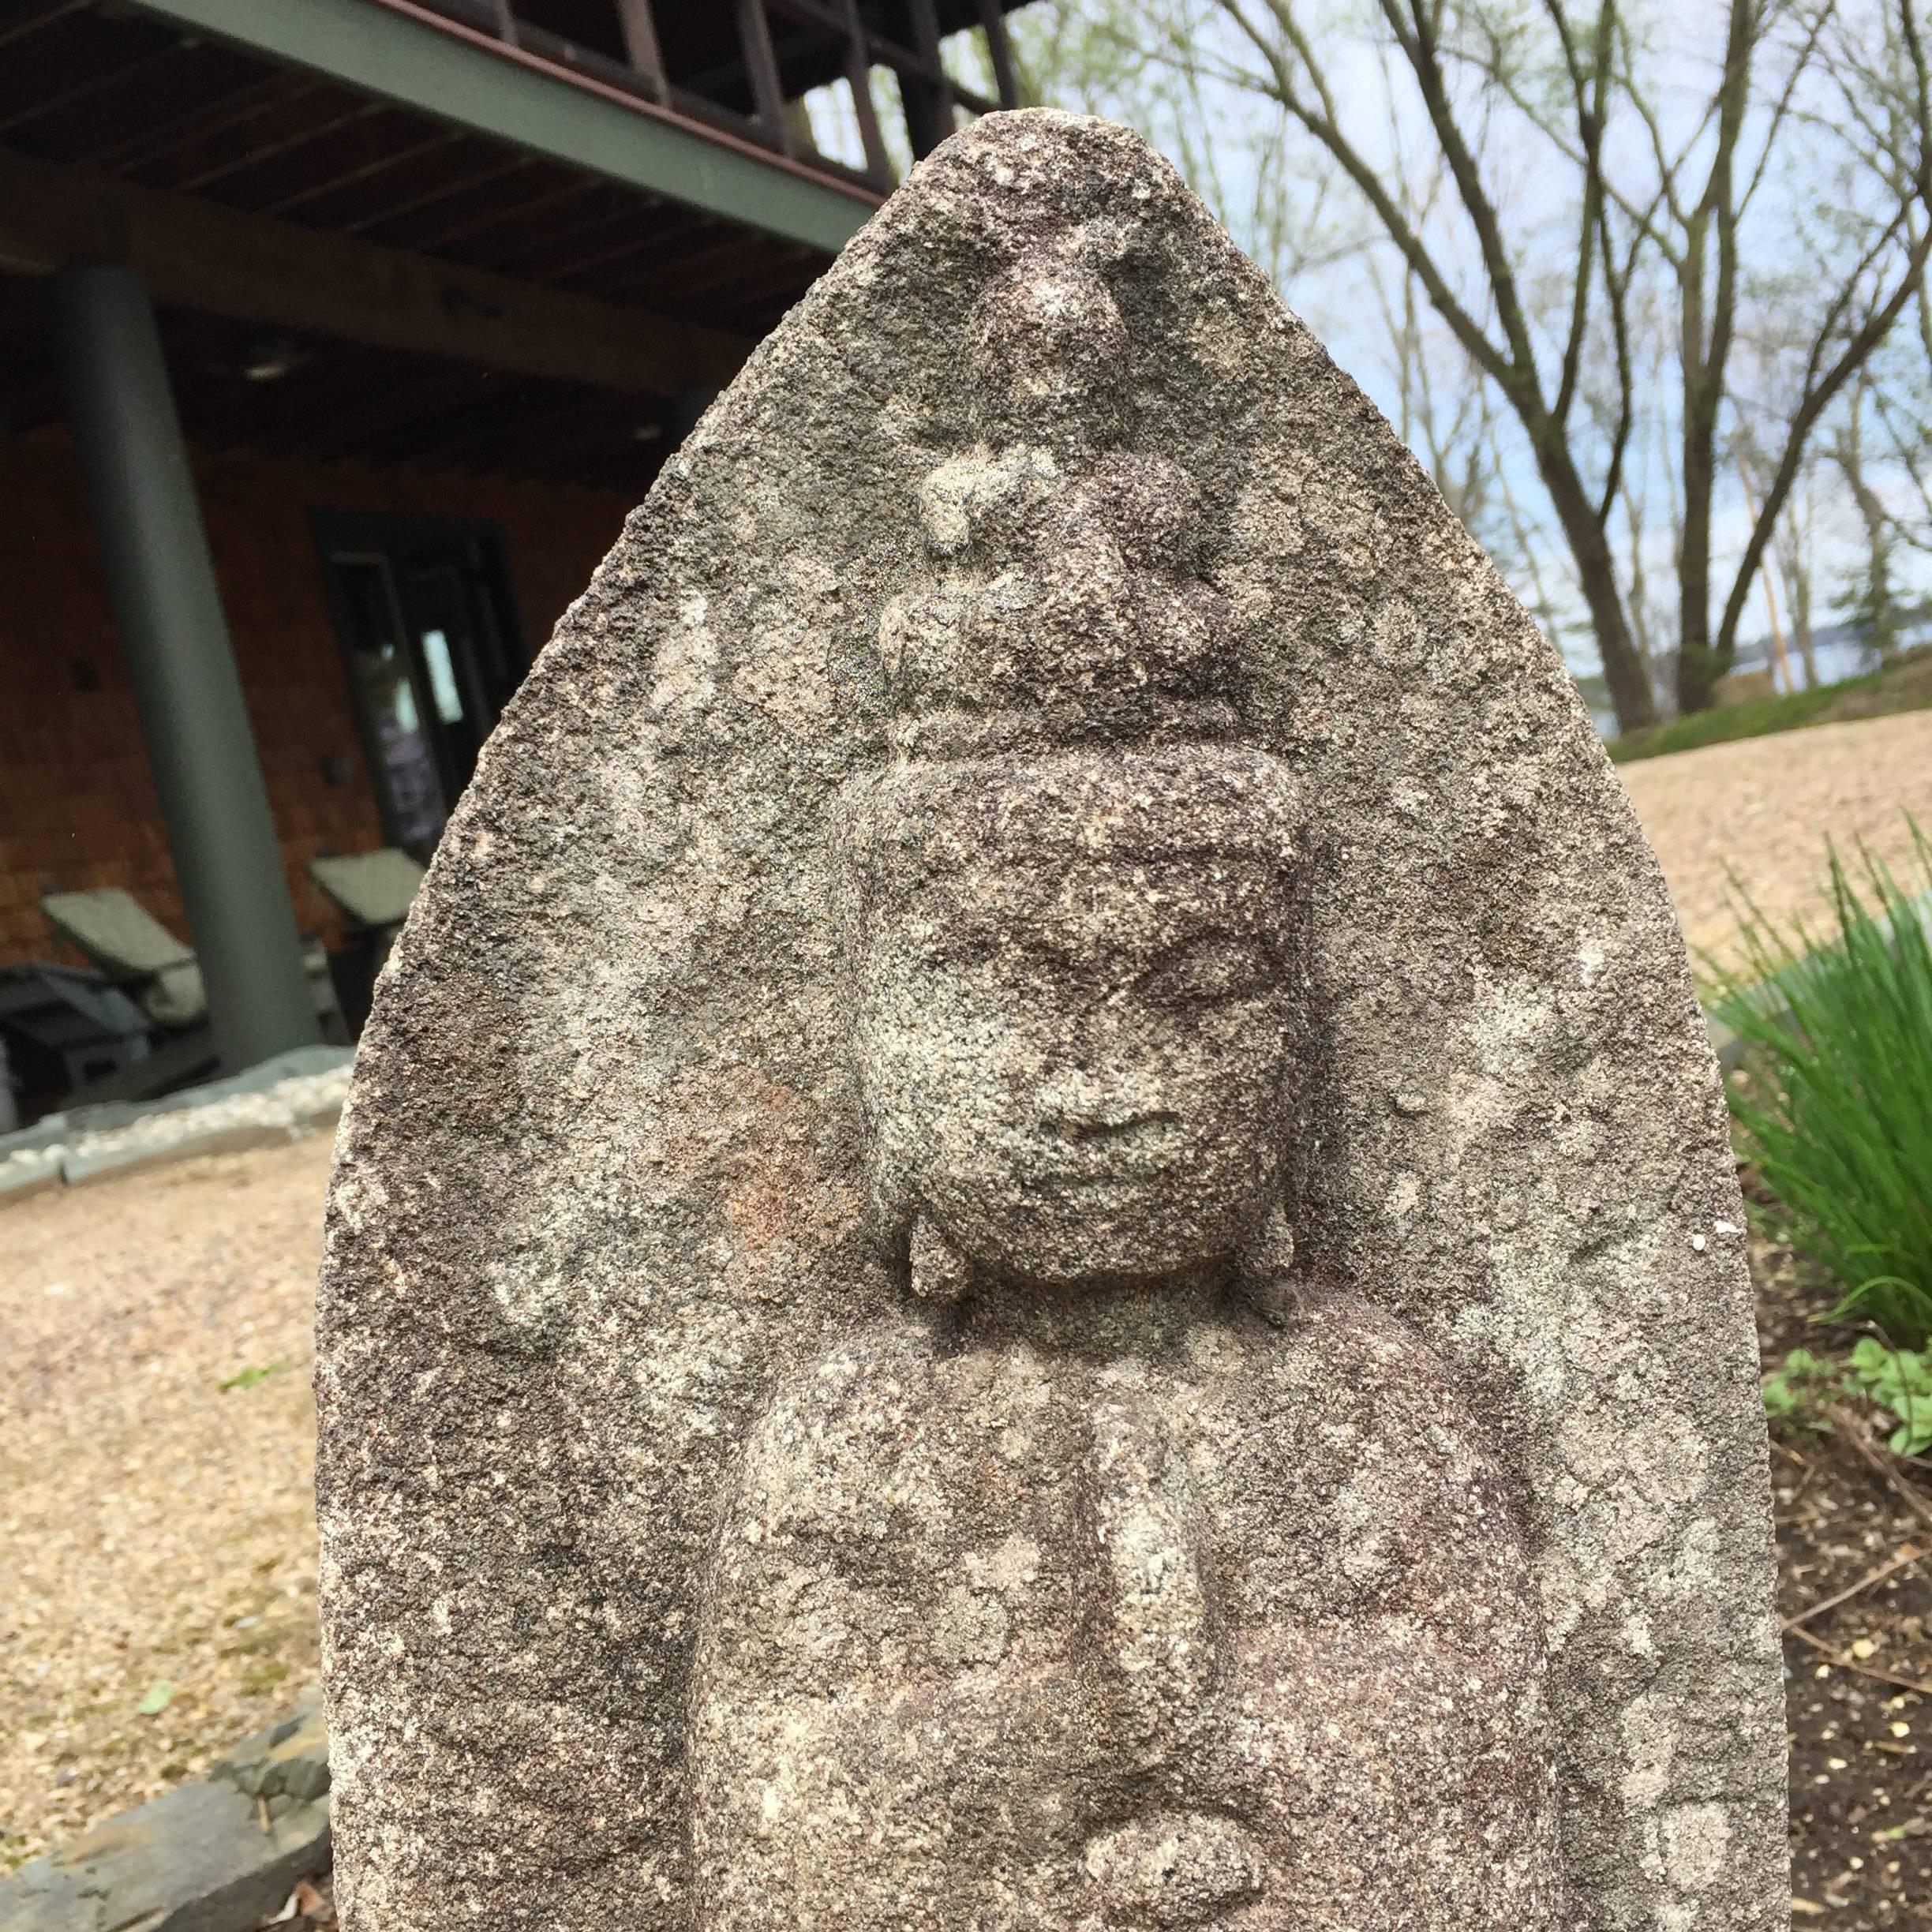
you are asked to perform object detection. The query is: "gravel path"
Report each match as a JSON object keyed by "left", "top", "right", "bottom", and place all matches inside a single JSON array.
[
  {"left": 1619, "top": 709, "right": 1932, "bottom": 971},
  {"left": 1, "top": 1136, "right": 332, "bottom": 1870}
]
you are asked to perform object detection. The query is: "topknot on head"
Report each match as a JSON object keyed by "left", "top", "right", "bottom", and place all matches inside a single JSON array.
[
  {"left": 970, "top": 259, "right": 1131, "bottom": 455},
  {"left": 874, "top": 234, "right": 1244, "bottom": 762}
]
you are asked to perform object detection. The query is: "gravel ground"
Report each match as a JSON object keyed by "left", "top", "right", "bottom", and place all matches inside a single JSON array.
[
  {"left": 1619, "top": 708, "right": 1932, "bottom": 971},
  {"left": 1, "top": 1135, "right": 333, "bottom": 1871}
]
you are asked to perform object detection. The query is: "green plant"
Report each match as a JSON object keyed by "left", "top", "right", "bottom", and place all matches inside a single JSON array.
[
  {"left": 1762, "top": 1347, "right": 1842, "bottom": 1429},
  {"left": 1759, "top": 1341, "right": 1932, "bottom": 1456},
  {"left": 1847, "top": 1338, "right": 1932, "bottom": 1458},
  {"left": 1717, "top": 824, "right": 1932, "bottom": 1348},
  {"left": 217, "top": 1359, "right": 293, "bottom": 1393}
]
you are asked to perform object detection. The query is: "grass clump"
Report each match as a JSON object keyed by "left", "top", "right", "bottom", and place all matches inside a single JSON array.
[
  {"left": 1610, "top": 673, "right": 1879, "bottom": 763},
  {"left": 1717, "top": 824, "right": 1932, "bottom": 1349}
]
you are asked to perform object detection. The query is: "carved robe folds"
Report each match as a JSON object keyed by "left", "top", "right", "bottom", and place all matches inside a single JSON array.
[{"left": 692, "top": 1292, "right": 1565, "bottom": 1930}]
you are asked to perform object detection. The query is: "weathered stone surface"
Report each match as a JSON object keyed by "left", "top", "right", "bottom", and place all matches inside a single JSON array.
[
  {"left": 317, "top": 110, "right": 1784, "bottom": 1930},
  {"left": 211, "top": 1699, "right": 332, "bottom": 1807}
]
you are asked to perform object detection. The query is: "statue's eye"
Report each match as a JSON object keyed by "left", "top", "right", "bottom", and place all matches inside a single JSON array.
[{"left": 1143, "top": 935, "right": 1279, "bottom": 1005}]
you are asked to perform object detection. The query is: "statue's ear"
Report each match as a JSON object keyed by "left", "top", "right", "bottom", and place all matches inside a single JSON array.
[
  {"left": 909, "top": 1213, "right": 972, "bottom": 1305},
  {"left": 1238, "top": 1203, "right": 1297, "bottom": 1327}
]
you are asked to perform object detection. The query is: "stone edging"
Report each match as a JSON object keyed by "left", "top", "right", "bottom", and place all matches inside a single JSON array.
[
  {"left": 0, "top": 1702, "right": 331, "bottom": 1932},
  {"left": 0, "top": 1049, "right": 351, "bottom": 1204}
]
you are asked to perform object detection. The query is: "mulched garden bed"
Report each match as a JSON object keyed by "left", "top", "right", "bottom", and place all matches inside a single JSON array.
[{"left": 1756, "top": 1197, "right": 1932, "bottom": 1923}]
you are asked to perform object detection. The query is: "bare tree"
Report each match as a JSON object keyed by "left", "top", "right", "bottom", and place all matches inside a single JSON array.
[
  {"left": 1020, "top": 0, "right": 1932, "bottom": 731},
  {"left": 1773, "top": 468, "right": 1820, "bottom": 689}
]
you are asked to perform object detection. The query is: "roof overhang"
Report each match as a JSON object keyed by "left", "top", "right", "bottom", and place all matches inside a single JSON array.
[{"left": 123, "top": 0, "right": 881, "bottom": 256}]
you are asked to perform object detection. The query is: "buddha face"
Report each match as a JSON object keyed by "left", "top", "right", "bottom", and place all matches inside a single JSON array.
[{"left": 848, "top": 747, "right": 1303, "bottom": 1289}]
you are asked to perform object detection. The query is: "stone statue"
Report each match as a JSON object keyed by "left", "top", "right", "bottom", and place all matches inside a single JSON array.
[
  {"left": 691, "top": 256, "right": 1567, "bottom": 1927},
  {"left": 317, "top": 114, "right": 1786, "bottom": 1932}
]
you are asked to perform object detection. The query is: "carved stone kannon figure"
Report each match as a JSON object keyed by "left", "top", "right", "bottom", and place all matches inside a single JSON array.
[
  {"left": 316, "top": 113, "right": 1786, "bottom": 1932},
  {"left": 690, "top": 259, "right": 1567, "bottom": 1929}
]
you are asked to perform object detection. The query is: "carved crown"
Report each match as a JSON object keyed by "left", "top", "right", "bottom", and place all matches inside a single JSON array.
[{"left": 878, "top": 256, "right": 1241, "bottom": 762}]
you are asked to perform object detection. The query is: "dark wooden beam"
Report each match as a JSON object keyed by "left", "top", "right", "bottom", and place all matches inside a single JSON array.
[
  {"left": 369, "top": 170, "right": 591, "bottom": 254},
  {"left": 0, "top": 40, "right": 189, "bottom": 139},
  {"left": 601, "top": 230, "right": 784, "bottom": 308},
  {"left": 764, "top": 0, "right": 999, "bottom": 117},
  {"left": 840, "top": 0, "right": 893, "bottom": 184},
  {"left": 638, "top": 242, "right": 821, "bottom": 319},
  {"left": 89, "top": 70, "right": 323, "bottom": 174},
  {"left": 975, "top": 0, "right": 1020, "bottom": 108},
  {"left": 734, "top": 0, "right": 796, "bottom": 155},
  {"left": 0, "top": 145, "right": 752, "bottom": 397},
  {"left": 892, "top": 0, "right": 957, "bottom": 156},
  {"left": 0, "top": 4, "right": 92, "bottom": 58},
  {"left": 339, "top": 150, "right": 536, "bottom": 239},
  {"left": 254, "top": 354, "right": 506, "bottom": 464},
  {"left": 515, "top": 212, "right": 714, "bottom": 294},
  {"left": 125, "top": 0, "right": 877, "bottom": 255},
  {"left": 265, "top": 129, "right": 458, "bottom": 219},
  {"left": 162, "top": 98, "right": 387, "bottom": 197},
  {"left": 614, "top": 0, "right": 670, "bottom": 103}
]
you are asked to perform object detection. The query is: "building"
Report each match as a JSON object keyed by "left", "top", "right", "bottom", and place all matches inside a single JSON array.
[{"left": 0, "top": 0, "right": 1026, "bottom": 1091}]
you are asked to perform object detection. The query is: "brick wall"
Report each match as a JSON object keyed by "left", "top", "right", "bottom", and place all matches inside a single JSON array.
[{"left": 0, "top": 428, "right": 633, "bottom": 966}]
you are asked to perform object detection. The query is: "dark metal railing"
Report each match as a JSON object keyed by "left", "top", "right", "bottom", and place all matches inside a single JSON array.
[{"left": 415, "top": 0, "right": 1021, "bottom": 193}]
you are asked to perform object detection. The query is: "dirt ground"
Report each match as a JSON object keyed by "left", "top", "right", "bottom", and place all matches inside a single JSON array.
[
  {"left": 1619, "top": 708, "right": 1932, "bottom": 970},
  {"left": 1756, "top": 1198, "right": 1932, "bottom": 1923},
  {"left": 1, "top": 1136, "right": 331, "bottom": 1871}
]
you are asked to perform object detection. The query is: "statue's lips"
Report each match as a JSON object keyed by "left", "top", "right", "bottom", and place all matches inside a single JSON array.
[{"left": 1034, "top": 1112, "right": 1186, "bottom": 1185}]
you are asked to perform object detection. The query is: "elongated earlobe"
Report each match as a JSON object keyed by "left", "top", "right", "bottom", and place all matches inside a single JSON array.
[
  {"left": 909, "top": 1214, "right": 972, "bottom": 1305},
  {"left": 1239, "top": 1203, "right": 1297, "bottom": 1327}
]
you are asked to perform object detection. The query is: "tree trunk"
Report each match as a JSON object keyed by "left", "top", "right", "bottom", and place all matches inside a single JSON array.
[
  {"left": 1789, "top": 555, "right": 1816, "bottom": 690},
  {"left": 1676, "top": 382, "right": 1723, "bottom": 713},
  {"left": 1533, "top": 437, "right": 1658, "bottom": 732}
]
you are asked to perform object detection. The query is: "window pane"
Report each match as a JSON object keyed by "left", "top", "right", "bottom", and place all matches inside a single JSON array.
[{"left": 421, "top": 627, "right": 466, "bottom": 725}]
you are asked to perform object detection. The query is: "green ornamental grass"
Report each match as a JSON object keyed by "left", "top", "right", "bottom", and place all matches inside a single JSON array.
[{"left": 1715, "top": 822, "right": 1932, "bottom": 1350}]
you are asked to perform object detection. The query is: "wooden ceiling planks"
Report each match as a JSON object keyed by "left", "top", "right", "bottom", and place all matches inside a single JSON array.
[{"left": 0, "top": 0, "right": 1031, "bottom": 487}]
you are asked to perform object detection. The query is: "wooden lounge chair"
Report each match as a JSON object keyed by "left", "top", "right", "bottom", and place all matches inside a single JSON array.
[
  {"left": 308, "top": 849, "right": 425, "bottom": 1035},
  {"left": 308, "top": 848, "right": 424, "bottom": 944},
  {"left": 39, "top": 888, "right": 343, "bottom": 1073}
]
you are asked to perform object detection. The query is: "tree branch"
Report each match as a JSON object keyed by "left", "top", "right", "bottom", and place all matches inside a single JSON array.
[
  {"left": 1717, "top": 216, "right": 1932, "bottom": 659},
  {"left": 1208, "top": 0, "right": 1518, "bottom": 389}
]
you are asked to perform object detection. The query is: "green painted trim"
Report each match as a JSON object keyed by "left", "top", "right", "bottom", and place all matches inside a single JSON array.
[{"left": 125, "top": 0, "right": 876, "bottom": 254}]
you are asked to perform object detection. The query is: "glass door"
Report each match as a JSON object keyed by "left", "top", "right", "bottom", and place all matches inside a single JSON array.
[{"left": 316, "top": 515, "right": 529, "bottom": 861}]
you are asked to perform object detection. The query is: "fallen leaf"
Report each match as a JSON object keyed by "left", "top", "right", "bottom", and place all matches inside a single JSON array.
[
  {"left": 135, "top": 1679, "right": 174, "bottom": 1716},
  {"left": 219, "top": 1360, "right": 294, "bottom": 1394}
]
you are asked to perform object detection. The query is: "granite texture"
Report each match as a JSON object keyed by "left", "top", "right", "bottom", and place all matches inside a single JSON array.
[{"left": 316, "top": 110, "right": 1785, "bottom": 1930}]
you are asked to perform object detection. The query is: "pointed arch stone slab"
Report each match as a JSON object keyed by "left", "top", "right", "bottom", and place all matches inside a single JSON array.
[{"left": 316, "top": 110, "right": 1784, "bottom": 1930}]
